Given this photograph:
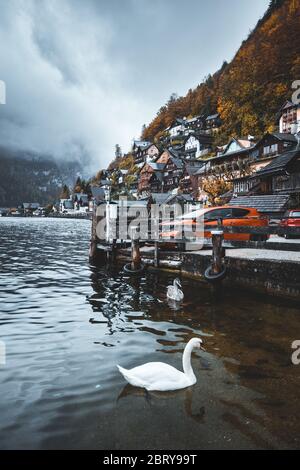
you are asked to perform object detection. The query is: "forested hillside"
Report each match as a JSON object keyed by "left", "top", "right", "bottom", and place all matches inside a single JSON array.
[
  {"left": 0, "top": 147, "right": 82, "bottom": 207},
  {"left": 142, "top": 0, "right": 300, "bottom": 144}
]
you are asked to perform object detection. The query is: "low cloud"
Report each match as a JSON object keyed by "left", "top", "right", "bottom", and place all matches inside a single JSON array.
[{"left": 0, "top": 0, "right": 269, "bottom": 171}]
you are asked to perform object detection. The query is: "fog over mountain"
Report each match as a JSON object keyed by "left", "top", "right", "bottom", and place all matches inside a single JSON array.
[{"left": 0, "top": 0, "right": 269, "bottom": 171}]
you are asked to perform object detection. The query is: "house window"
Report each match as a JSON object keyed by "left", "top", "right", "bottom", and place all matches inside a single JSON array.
[
  {"left": 250, "top": 149, "right": 259, "bottom": 159},
  {"left": 270, "top": 144, "right": 278, "bottom": 154}
]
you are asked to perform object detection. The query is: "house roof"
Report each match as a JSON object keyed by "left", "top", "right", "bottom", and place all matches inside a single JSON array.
[
  {"left": 165, "top": 193, "right": 194, "bottom": 204},
  {"left": 271, "top": 132, "right": 297, "bottom": 143},
  {"left": 121, "top": 200, "right": 148, "bottom": 208},
  {"left": 188, "top": 131, "right": 213, "bottom": 143},
  {"left": 255, "top": 149, "right": 300, "bottom": 177},
  {"left": 170, "top": 156, "right": 184, "bottom": 169},
  {"left": 149, "top": 192, "right": 172, "bottom": 204},
  {"left": 186, "top": 117, "right": 199, "bottom": 124},
  {"left": 100, "top": 178, "right": 111, "bottom": 186},
  {"left": 218, "top": 138, "right": 254, "bottom": 158},
  {"left": 279, "top": 100, "right": 297, "bottom": 111},
  {"left": 229, "top": 195, "right": 290, "bottom": 213},
  {"left": 91, "top": 187, "right": 106, "bottom": 201},
  {"left": 174, "top": 118, "right": 186, "bottom": 126},
  {"left": 206, "top": 113, "right": 219, "bottom": 121},
  {"left": 149, "top": 192, "right": 194, "bottom": 205},
  {"left": 236, "top": 139, "right": 253, "bottom": 148},
  {"left": 23, "top": 203, "right": 40, "bottom": 209},
  {"left": 63, "top": 200, "right": 74, "bottom": 209},
  {"left": 194, "top": 161, "right": 211, "bottom": 175},
  {"left": 209, "top": 147, "right": 251, "bottom": 162},
  {"left": 185, "top": 163, "right": 205, "bottom": 176},
  {"left": 133, "top": 140, "right": 151, "bottom": 149},
  {"left": 148, "top": 162, "right": 165, "bottom": 171}
]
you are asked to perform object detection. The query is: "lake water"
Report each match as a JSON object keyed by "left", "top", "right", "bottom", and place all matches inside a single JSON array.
[{"left": 0, "top": 217, "right": 300, "bottom": 449}]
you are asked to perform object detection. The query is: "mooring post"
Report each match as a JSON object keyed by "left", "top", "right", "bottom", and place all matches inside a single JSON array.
[
  {"left": 111, "top": 238, "right": 117, "bottom": 262},
  {"left": 89, "top": 205, "right": 99, "bottom": 260},
  {"left": 89, "top": 206, "right": 100, "bottom": 262},
  {"left": 154, "top": 241, "right": 159, "bottom": 267},
  {"left": 204, "top": 219, "right": 226, "bottom": 284},
  {"left": 211, "top": 229, "right": 224, "bottom": 274},
  {"left": 131, "top": 226, "right": 141, "bottom": 271}
]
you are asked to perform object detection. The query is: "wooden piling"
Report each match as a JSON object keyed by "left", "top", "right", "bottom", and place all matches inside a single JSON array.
[
  {"left": 154, "top": 241, "right": 159, "bottom": 267},
  {"left": 211, "top": 229, "right": 224, "bottom": 275},
  {"left": 131, "top": 238, "right": 141, "bottom": 271},
  {"left": 89, "top": 206, "right": 99, "bottom": 261},
  {"left": 130, "top": 226, "right": 141, "bottom": 271}
]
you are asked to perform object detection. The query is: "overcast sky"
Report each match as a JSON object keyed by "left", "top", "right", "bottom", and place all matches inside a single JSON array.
[{"left": 0, "top": 0, "right": 269, "bottom": 171}]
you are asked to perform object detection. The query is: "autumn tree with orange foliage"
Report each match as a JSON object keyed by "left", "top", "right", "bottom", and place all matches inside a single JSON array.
[{"left": 142, "top": 0, "right": 300, "bottom": 144}]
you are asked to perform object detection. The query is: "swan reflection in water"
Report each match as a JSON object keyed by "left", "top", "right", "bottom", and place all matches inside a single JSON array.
[{"left": 117, "top": 384, "right": 205, "bottom": 423}]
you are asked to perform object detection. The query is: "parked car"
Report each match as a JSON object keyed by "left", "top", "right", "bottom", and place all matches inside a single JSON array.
[
  {"left": 278, "top": 209, "right": 300, "bottom": 239},
  {"left": 160, "top": 205, "right": 269, "bottom": 248}
]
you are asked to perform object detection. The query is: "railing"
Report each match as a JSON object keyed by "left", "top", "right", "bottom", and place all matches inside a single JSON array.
[{"left": 95, "top": 214, "right": 300, "bottom": 245}]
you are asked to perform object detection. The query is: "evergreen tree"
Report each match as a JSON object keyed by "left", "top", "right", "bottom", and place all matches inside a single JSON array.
[
  {"left": 115, "top": 144, "right": 122, "bottom": 159},
  {"left": 60, "top": 184, "right": 70, "bottom": 199}
]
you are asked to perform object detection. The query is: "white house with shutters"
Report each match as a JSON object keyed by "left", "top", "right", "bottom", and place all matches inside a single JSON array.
[
  {"left": 279, "top": 100, "right": 300, "bottom": 134},
  {"left": 184, "top": 135, "right": 202, "bottom": 158}
]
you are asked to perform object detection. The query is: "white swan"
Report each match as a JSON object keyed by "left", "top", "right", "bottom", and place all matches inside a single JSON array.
[
  {"left": 167, "top": 278, "right": 184, "bottom": 301},
  {"left": 117, "top": 338, "right": 203, "bottom": 391}
]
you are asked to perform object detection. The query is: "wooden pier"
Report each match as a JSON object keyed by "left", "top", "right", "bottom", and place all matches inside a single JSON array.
[{"left": 90, "top": 208, "right": 300, "bottom": 300}]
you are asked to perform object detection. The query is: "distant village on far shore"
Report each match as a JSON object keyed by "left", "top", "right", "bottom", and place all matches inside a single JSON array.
[{"left": 1, "top": 98, "right": 300, "bottom": 221}]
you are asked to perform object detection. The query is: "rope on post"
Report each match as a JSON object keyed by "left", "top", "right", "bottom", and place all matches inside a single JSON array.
[{"left": 123, "top": 225, "right": 145, "bottom": 274}]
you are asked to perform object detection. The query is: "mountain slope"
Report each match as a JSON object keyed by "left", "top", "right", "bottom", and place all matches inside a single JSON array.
[
  {"left": 0, "top": 147, "right": 82, "bottom": 207},
  {"left": 142, "top": 0, "right": 300, "bottom": 143}
]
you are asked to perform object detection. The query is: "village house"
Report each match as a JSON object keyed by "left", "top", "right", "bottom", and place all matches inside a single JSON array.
[
  {"left": 133, "top": 142, "right": 159, "bottom": 165},
  {"left": 249, "top": 142, "right": 300, "bottom": 205},
  {"left": 209, "top": 137, "right": 254, "bottom": 174},
  {"left": 232, "top": 132, "right": 297, "bottom": 195},
  {"left": 179, "top": 160, "right": 206, "bottom": 198},
  {"left": 126, "top": 174, "right": 139, "bottom": 197},
  {"left": 192, "top": 160, "right": 212, "bottom": 203},
  {"left": 73, "top": 193, "right": 89, "bottom": 211},
  {"left": 91, "top": 187, "right": 106, "bottom": 205},
  {"left": 138, "top": 161, "right": 165, "bottom": 197},
  {"left": 156, "top": 149, "right": 184, "bottom": 192},
  {"left": 117, "top": 169, "right": 128, "bottom": 186},
  {"left": 59, "top": 198, "right": 74, "bottom": 213},
  {"left": 168, "top": 118, "right": 187, "bottom": 138},
  {"left": 132, "top": 140, "right": 151, "bottom": 153},
  {"left": 132, "top": 140, "right": 151, "bottom": 164},
  {"left": 183, "top": 133, "right": 213, "bottom": 159},
  {"left": 148, "top": 191, "right": 196, "bottom": 215},
  {"left": 183, "top": 137, "right": 255, "bottom": 202},
  {"left": 279, "top": 100, "right": 300, "bottom": 134},
  {"left": 185, "top": 115, "right": 206, "bottom": 133},
  {"left": 22, "top": 202, "right": 40, "bottom": 215},
  {"left": 205, "top": 113, "right": 222, "bottom": 132}
]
